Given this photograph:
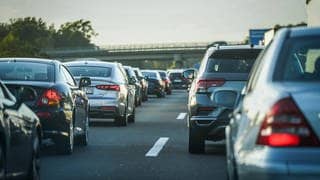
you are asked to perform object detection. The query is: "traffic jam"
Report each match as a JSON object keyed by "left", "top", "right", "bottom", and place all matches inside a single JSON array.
[{"left": 0, "top": 1, "right": 320, "bottom": 180}]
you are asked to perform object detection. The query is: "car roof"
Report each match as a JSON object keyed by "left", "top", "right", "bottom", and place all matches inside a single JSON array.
[
  {"left": 0, "top": 57, "right": 57, "bottom": 64},
  {"left": 206, "top": 44, "right": 263, "bottom": 54},
  {"left": 288, "top": 26, "right": 320, "bottom": 38},
  {"left": 64, "top": 60, "right": 117, "bottom": 67}
]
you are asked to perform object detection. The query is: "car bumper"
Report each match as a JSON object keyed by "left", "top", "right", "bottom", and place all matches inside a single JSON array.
[
  {"left": 88, "top": 98, "right": 122, "bottom": 119},
  {"left": 236, "top": 148, "right": 320, "bottom": 180},
  {"left": 35, "top": 108, "right": 71, "bottom": 140},
  {"left": 189, "top": 116, "right": 229, "bottom": 141}
]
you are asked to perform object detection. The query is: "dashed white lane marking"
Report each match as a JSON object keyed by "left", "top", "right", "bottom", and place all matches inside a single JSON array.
[
  {"left": 145, "top": 137, "right": 169, "bottom": 157},
  {"left": 176, "top": 113, "right": 187, "bottom": 120}
]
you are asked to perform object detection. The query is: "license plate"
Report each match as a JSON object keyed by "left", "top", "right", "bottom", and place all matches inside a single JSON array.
[
  {"left": 174, "top": 79, "right": 182, "bottom": 82},
  {"left": 84, "top": 87, "right": 93, "bottom": 94},
  {"left": 89, "top": 99, "right": 105, "bottom": 106}
]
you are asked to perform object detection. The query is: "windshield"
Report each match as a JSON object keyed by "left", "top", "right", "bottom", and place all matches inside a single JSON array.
[
  {"left": 0, "top": 61, "right": 54, "bottom": 82},
  {"left": 142, "top": 71, "right": 157, "bottom": 79},
  {"left": 275, "top": 37, "right": 320, "bottom": 82},
  {"left": 68, "top": 66, "right": 112, "bottom": 78}
]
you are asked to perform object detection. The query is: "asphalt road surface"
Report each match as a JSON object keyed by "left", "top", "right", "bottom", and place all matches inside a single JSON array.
[{"left": 41, "top": 90, "right": 227, "bottom": 180}]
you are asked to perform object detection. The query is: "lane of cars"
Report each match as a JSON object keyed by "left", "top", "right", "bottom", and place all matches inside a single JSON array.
[
  {"left": 0, "top": 57, "right": 187, "bottom": 179},
  {"left": 0, "top": 26, "right": 319, "bottom": 179}
]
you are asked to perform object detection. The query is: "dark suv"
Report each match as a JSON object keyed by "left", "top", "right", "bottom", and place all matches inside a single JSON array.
[{"left": 186, "top": 45, "right": 262, "bottom": 153}]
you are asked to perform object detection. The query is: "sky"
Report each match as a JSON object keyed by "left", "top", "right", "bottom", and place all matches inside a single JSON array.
[{"left": 0, "top": 0, "right": 307, "bottom": 45}]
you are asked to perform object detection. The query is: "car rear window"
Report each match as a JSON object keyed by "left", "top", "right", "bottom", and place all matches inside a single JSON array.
[
  {"left": 68, "top": 66, "right": 112, "bottom": 78},
  {"left": 206, "top": 49, "right": 261, "bottom": 73},
  {"left": 158, "top": 71, "right": 167, "bottom": 78},
  {"left": 169, "top": 72, "right": 182, "bottom": 78},
  {"left": 274, "top": 37, "right": 320, "bottom": 82},
  {"left": 0, "top": 61, "right": 54, "bottom": 82},
  {"left": 142, "top": 71, "right": 157, "bottom": 79}
]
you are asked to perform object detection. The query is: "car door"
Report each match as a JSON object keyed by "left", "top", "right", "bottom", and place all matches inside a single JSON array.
[
  {"left": 61, "top": 65, "right": 87, "bottom": 136},
  {"left": 0, "top": 82, "right": 31, "bottom": 176}
]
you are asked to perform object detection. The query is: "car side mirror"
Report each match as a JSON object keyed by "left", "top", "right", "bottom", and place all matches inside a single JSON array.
[
  {"left": 210, "top": 90, "right": 239, "bottom": 108},
  {"left": 79, "top": 77, "right": 91, "bottom": 88},
  {"left": 182, "top": 69, "right": 195, "bottom": 80}
]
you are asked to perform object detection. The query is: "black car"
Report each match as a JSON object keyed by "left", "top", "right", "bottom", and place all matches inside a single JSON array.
[
  {"left": 168, "top": 70, "right": 189, "bottom": 89},
  {"left": 133, "top": 67, "right": 148, "bottom": 101},
  {"left": 141, "top": 70, "right": 165, "bottom": 98},
  {"left": 124, "top": 66, "right": 142, "bottom": 107},
  {"left": 0, "top": 58, "right": 91, "bottom": 155},
  {"left": 0, "top": 81, "right": 42, "bottom": 179}
]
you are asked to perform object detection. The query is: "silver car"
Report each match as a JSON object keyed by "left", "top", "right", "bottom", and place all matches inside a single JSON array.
[
  {"left": 226, "top": 27, "right": 320, "bottom": 180},
  {"left": 186, "top": 45, "right": 262, "bottom": 153},
  {"left": 65, "top": 60, "right": 136, "bottom": 126}
]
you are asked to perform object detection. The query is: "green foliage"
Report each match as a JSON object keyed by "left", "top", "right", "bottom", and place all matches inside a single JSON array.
[{"left": 0, "top": 17, "right": 97, "bottom": 58}]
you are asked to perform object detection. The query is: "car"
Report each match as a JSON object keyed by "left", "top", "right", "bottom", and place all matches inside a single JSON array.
[
  {"left": 65, "top": 60, "right": 136, "bottom": 125},
  {"left": 186, "top": 45, "right": 263, "bottom": 153},
  {"left": 157, "top": 70, "right": 172, "bottom": 95},
  {"left": 0, "top": 58, "right": 90, "bottom": 155},
  {"left": 124, "top": 66, "right": 142, "bottom": 107},
  {"left": 226, "top": 27, "right": 320, "bottom": 180},
  {"left": 168, "top": 69, "right": 189, "bottom": 89},
  {"left": 141, "top": 70, "right": 166, "bottom": 98},
  {"left": 0, "top": 81, "right": 42, "bottom": 179},
  {"left": 133, "top": 67, "right": 149, "bottom": 101}
]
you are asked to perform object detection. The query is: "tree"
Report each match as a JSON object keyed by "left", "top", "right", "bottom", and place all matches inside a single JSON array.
[{"left": 54, "top": 19, "right": 98, "bottom": 48}]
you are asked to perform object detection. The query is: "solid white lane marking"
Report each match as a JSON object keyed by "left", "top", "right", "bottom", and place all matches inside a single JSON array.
[
  {"left": 146, "top": 137, "right": 169, "bottom": 157},
  {"left": 176, "top": 113, "right": 187, "bottom": 120}
]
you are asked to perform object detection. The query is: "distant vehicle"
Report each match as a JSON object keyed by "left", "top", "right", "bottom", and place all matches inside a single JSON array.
[
  {"left": 0, "top": 58, "right": 91, "bottom": 155},
  {"left": 133, "top": 67, "right": 148, "bottom": 101},
  {"left": 0, "top": 81, "right": 42, "bottom": 179},
  {"left": 141, "top": 70, "right": 165, "bottom": 98},
  {"left": 186, "top": 45, "right": 263, "bottom": 153},
  {"left": 124, "top": 66, "right": 142, "bottom": 107},
  {"left": 168, "top": 69, "right": 189, "bottom": 89},
  {"left": 157, "top": 70, "right": 172, "bottom": 95},
  {"left": 226, "top": 27, "right": 320, "bottom": 180},
  {"left": 65, "top": 60, "right": 136, "bottom": 125}
]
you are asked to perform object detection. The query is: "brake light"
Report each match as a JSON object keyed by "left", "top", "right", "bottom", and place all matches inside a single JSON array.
[
  {"left": 257, "top": 97, "right": 320, "bottom": 147},
  {"left": 196, "top": 78, "right": 225, "bottom": 92},
  {"left": 96, "top": 85, "right": 120, "bottom": 91},
  {"left": 37, "top": 89, "right": 61, "bottom": 106}
]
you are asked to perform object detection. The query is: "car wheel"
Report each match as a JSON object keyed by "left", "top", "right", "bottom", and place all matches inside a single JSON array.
[
  {"left": 128, "top": 107, "right": 135, "bottom": 123},
  {"left": 77, "top": 114, "right": 89, "bottom": 146},
  {"left": 167, "top": 89, "right": 172, "bottom": 95},
  {"left": 188, "top": 128, "right": 205, "bottom": 154},
  {"left": 57, "top": 123, "right": 74, "bottom": 155},
  {"left": 116, "top": 108, "right": 127, "bottom": 126},
  {"left": 27, "top": 133, "right": 40, "bottom": 180},
  {"left": 0, "top": 143, "right": 5, "bottom": 179}
]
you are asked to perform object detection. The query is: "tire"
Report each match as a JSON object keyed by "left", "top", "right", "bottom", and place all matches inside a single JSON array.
[
  {"left": 27, "top": 134, "right": 40, "bottom": 180},
  {"left": 128, "top": 107, "right": 135, "bottom": 123},
  {"left": 188, "top": 128, "right": 205, "bottom": 154},
  {"left": 77, "top": 114, "right": 89, "bottom": 146},
  {"left": 156, "top": 93, "right": 162, "bottom": 98},
  {"left": 167, "top": 89, "right": 172, "bottom": 95},
  {"left": 116, "top": 108, "right": 127, "bottom": 126},
  {"left": 56, "top": 123, "right": 74, "bottom": 155},
  {"left": 0, "top": 143, "right": 5, "bottom": 179}
]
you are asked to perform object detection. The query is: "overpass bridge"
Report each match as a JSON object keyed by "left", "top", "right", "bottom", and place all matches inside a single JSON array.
[{"left": 42, "top": 42, "right": 240, "bottom": 68}]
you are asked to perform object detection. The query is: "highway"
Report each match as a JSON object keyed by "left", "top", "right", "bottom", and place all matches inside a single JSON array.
[{"left": 40, "top": 90, "right": 227, "bottom": 180}]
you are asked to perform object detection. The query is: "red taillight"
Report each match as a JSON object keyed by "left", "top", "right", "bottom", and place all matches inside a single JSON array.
[
  {"left": 196, "top": 79, "right": 225, "bottom": 92},
  {"left": 37, "top": 89, "right": 61, "bottom": 106},
  {"left": 96, "top": 85, "right": 120, "bottom": 91},
  {"left": 257, "top": 97, "right": 320, "bottom": 147}
]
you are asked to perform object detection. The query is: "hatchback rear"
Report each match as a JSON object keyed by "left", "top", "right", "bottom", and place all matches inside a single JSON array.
[{"left": 187, "top": 45, "right": 262, "bottom": 153}]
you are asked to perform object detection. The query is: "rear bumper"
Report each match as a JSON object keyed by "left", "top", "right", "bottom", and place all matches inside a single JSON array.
[
  {"left": 147, "top": 87, "right": 161, "bottom": 95},
  {"left": 189, "top": 116, "right": 229, "bottom": 141},
  {"left": 87, "top": 97, "right": 123, "bottom": 119},
  {"left": 35, "top": 108, "right": 71, "bottom": 140}
]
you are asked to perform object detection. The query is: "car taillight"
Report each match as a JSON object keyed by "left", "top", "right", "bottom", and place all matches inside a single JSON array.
[
  {"left": 96, "top": 85, "right": 120, "bottom": 91},
  {"left": 196, "top": 78, "right": 225, "bottom": 92},
  {"left": 257, "top": 97, "right": 320, "bottom": 147},
  {"left": 37, "top": 89, "right": 61, "bottom": 106}
]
